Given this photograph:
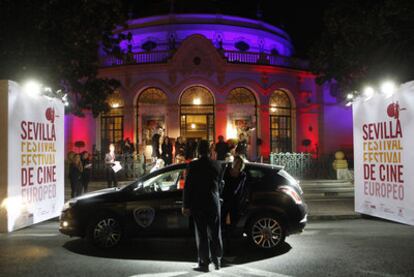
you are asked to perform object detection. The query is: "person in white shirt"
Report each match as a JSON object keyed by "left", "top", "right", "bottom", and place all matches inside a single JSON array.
[{"left": 105, "top": 144, "right": 118, "bottom": 188}]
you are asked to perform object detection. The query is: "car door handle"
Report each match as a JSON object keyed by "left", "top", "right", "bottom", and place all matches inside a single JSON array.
[{"left": 175, "top": 201, "right": 183, "bottom": 205}]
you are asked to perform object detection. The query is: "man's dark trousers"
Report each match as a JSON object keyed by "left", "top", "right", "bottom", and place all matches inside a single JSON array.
[
  {"left": 183, "top": 153, "right": 224, "bottom": 266},
  {"left": 192, "top": 210, "right": 223, "bottom": 265}
]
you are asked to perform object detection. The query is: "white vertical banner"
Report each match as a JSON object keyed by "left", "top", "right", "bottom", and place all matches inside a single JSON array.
[
  {"left": 5, "top": 81, "right": 64, "bottom": 232},
  {"left": 353, "top": 81, "right": 414, "bottom": 225}
]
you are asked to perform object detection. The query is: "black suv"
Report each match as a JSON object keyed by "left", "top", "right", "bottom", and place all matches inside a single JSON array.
[{"left": 60, "top": 162, "right": 307, "bottom": 250}]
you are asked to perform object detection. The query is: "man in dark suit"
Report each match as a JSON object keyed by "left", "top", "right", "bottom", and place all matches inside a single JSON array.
[
  {"left": 151, "top": 127, "right": 162, "bottom": 161},
  {"left": 182, "top": 140, "right": 223, "bottom": 272},
  {"left": 214, "top": 135, "right": 229, "bottom": 160}
]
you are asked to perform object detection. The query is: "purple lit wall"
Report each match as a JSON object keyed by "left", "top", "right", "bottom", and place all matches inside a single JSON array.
[{"left": 321, "top": 83, "right": 354, "bottom": 156}]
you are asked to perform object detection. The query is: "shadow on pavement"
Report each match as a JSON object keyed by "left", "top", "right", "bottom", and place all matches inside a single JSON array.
[{"left": 63, "top": 237, "right": 291, "bottom": 264}]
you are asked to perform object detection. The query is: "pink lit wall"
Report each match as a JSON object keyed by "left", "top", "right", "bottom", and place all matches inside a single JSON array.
[
  {"left": 64, "top": 113, "right": 96, "bottom": 154},
  {"left": 297, "top": 112, "right": 319, "bottom": 156}
]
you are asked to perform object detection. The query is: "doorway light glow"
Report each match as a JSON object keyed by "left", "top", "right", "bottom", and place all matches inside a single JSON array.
[
  {"left": 193, "top": 98, "right": 201, "bottom": 105},
  {"left": 226, "top": 123, "right": 237, "bottom": 139}
]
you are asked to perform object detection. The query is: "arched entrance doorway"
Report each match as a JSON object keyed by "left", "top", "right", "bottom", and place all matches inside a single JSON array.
[
  {"left": 136, "top": 88, "right": 168, "bottom": 155},
  {"left": 269, "top": 89, "right": 293, "bottom": 153},
  {"left": 180, "top": 86, "right": 215, "bottom": 142},
  {"left": 226, "top": 87, "right": 258, "bottom": 160}
]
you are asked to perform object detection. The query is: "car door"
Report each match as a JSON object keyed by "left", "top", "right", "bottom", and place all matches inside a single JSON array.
[
  {"left": 153, "top": 168, "right": 189, "bottom": 235},
  {"left": 125, "top": 168, "right": 189, "bottom": 236}
]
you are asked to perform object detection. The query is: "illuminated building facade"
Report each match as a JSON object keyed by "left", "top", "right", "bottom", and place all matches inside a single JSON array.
[{"left": 65, "top": 14, "right": 353, "bottom": 160}]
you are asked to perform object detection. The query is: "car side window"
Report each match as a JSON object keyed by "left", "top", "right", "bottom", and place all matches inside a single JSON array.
[
  {"left": 247, "top": 169, "right": 265, "bottom": 180},
  {"left": 140, "top": 169, "right": 184, "bottom": 193},
  {"left": 246, "top": 168, "right": 267, "bottom": 191}
]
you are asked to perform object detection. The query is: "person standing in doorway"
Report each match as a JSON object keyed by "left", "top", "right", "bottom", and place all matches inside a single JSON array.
[
  {"left": 214, "top": 135, "right": 229, "bottom": 161},
  {"left": 174, "top": 136, "right": 186, "bottom": 159},
  {"left": 105, "top": 143, "right": 118, "bottom": 188},
  {"left": 235, "top": 133, "right": 248, "bottom": 158},
  {"left": 151, "top": 127, "right": 162, "bottom": 161},
  {"left": 182, "top": 140, "right": 223, "bottom": 272}
]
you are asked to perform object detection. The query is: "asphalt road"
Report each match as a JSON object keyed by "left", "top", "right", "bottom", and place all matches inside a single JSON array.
[{"left": 0, "top": 218, "right": 413, "bottom": 277}]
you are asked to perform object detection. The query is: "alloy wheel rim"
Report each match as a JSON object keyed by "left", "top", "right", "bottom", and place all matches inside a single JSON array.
[
  {"left": 93, "top": 218, "right": 121, "bottom": 248},
  {"left": 251, "top": 217, "right": 282, "bottom": 248}
]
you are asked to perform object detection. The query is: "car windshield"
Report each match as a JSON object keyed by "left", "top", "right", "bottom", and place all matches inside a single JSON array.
[{"left": 125, "top": 168, "right": 186, "bottom": 194}]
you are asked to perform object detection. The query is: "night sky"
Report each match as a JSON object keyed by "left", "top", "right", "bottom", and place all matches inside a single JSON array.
[{"left": 129, "top": 0, "right": 332, "bottom": 58}]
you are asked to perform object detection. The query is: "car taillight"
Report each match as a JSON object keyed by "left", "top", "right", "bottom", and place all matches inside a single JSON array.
[{"left": 278, "top": 186, "right": 303, "bottom": 204}]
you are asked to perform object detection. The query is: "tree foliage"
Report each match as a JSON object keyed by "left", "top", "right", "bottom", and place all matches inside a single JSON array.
[
  {"left": 310, "top": 0, "right": 414, "bottom": 99},
  {"left": 0, "top": 0, "right": 128, "bottom": 116}
]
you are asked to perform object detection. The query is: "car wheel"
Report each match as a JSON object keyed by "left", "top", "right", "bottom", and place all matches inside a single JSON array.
[
  {"left": 247, "top": 214, "right": 285, "bottom": 250},
  {"left": 87, "top": 215, "right": 123, "bottom": 248}
]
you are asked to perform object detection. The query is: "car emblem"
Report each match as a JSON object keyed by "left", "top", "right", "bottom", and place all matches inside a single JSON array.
[{"left": 133, "top": 207, "right": 155, "bottom": 228}]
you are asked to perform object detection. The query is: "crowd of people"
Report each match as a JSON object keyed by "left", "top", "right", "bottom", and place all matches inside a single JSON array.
[
  {"left": 150, "top": 131, "right": 249, "bottom": 168},
  {"left": 67, "top": 151, "right": 92, "bottom": 198},
  {"left": 65, "top": 132, "right": 249, "bottom": 200}
]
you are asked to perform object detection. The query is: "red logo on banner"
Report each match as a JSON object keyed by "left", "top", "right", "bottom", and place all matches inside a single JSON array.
[
  {"left": 45, "top": 107, "right": 59, "bottom": 124},
  {"left": 387, "top": 102, "right": 406, "bottom": 120}
]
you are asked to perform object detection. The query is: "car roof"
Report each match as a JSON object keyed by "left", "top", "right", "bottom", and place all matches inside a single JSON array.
[
  {"left": 146, "top": 161, "right": 283, "bottom": 177},
  {"left": 245, "top": 162, "right": 283, "bottom": 171}
]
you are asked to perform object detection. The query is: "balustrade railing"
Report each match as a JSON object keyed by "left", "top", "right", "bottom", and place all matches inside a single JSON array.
[
  {"left": 223, "top": 50, "right": 309, "bottom": 69},
  {"left": 100, "top": 49, "right": 309, "bottom": 69},
  {"left": 89, "top": 152, "right": 146, "bottom": 180},
  {"left": 101, "top": 50, "right": 173, "bottom": 67},
  {"left": 270, "top": 152, "right": 336, "bottom": 179}
]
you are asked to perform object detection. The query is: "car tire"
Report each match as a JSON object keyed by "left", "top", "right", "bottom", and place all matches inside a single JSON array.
[
  {"left": 86, "top": 214, "right": 123, "bottom": 248},
  {"left": 247, "top": 213, "right": 286, "bottom": 250}
]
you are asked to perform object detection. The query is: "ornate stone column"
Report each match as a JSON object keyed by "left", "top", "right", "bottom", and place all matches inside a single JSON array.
[
  {"left": 167, "top": 104, "right": 180, "bottom": 139},
  {"left": 259, "top": 104, "right": 270, "bottom": 158},
  {"left": 215, "top": 103, "right": 227, "bottom": 140}
]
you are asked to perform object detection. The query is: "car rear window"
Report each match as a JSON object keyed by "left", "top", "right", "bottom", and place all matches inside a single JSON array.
[
  {"left": 248, "top": 168, "right": 265, "bottom": 179},
  {"left": 246, "top": 167, "right": 274, "bottom": 191},
  {"left": 245, "top": 166, "right": 299, "bottom": 191}
]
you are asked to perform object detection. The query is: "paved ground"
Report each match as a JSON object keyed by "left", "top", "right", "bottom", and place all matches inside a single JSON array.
[{"left": 0, "top": 218, "right": 413, "bottom": 277}]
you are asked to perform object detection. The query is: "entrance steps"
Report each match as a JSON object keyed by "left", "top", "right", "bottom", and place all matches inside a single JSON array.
[
  {"left": 300, "top": 179, "right": 354, "bottom": 199},
  {"left": 300, "top": 179, "right": 359, "bottom": 219}
]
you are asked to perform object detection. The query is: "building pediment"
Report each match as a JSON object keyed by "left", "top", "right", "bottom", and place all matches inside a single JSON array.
[{"left": 168, "top": 34, "right": 226, "bottom": 84}]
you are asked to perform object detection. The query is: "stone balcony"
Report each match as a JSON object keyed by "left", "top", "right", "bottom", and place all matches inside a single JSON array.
[{"left": 100, "top": 49, "right": 309, "bottom": 70}]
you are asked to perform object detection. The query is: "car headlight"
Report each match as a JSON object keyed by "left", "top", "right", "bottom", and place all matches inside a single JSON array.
[{"left": 62, "top": 199, "right": 77, "bottom": 212}]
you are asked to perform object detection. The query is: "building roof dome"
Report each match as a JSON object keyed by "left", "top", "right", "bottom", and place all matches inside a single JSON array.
[{"left": 116, "top": 14, "right": 294, "bottom": 56}]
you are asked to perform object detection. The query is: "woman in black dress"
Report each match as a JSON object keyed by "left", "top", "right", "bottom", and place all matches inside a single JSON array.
[
  {"left": 80, "top": 151, "right": 92, "bottom": 194},
  {"left": 69, "top": 154, "right": 83, "bottom": 198},
  {"left": 161, "top": 136, "right": 173, "bottom": 165},
  {"left": 222, "top": 155, "right": 247, "bottom": 231}
]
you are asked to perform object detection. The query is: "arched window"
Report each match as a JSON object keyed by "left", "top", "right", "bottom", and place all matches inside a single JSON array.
[
  {"left": 137, "top": 88, "right": 168, "bottom": 146},
  {"left": 180, "top": 86, "right": 215, "bottom": 144},
  {"left": 138, "top": 87, "right": 168, "bottom": 104},
  {"left": 269, "top": 90, "right": 292, "bottom": 153},
  {"left": 226, "top": 87, "right": 258, "bottom": 159},
  {"left": 101, "top": 90, "right": 124, "bottom": 151},
  {"left": 180, "top": 86, "right": 214, "bottom": 105},
  {"left": 226, "top": 87, "right": 256, "bottom": 105}
]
